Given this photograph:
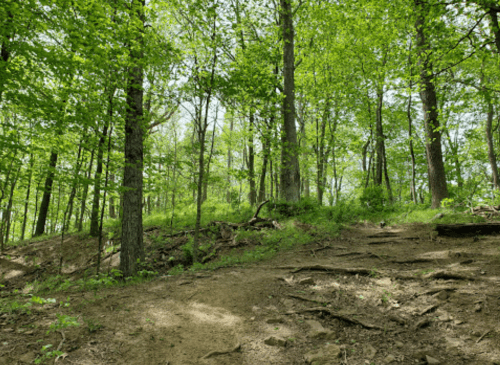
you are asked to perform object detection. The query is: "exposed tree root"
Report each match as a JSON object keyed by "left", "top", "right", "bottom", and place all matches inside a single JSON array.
[
  {"left": 286, "top": 293, "right": 328, "bottom": 305},
  {"left": 285, "top": 265, "right": 373, "bottom": 276},
  {"left": 201, "top": 342, "right": 241, "bottom": 359},
  {"left": 284, "top": 307, "right": 384, "bottom": 330}
]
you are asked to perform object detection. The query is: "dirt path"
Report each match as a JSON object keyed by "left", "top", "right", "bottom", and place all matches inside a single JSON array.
[{"left": 1, "top": 223, "right": 500, "bottom": 364}]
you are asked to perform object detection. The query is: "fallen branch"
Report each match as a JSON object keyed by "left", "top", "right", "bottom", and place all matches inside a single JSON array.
[
  {"left": 284, "top": 307, "right": 384, "bottom": 330},
  {"left": 201, "top": 342, "right": 241, "bottom": 359}
]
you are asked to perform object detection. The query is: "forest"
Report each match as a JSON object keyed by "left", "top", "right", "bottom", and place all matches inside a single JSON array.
[
  {"left": 2, "top": 1, "right": 500, "bottom": 364},
  {"left": 1, "top": 0, "right": 500, "bottom": 276}
]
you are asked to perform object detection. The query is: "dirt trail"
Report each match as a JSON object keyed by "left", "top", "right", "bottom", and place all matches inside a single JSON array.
[{"left": 1, "top": 223, "right": 500, "bottom": 365}]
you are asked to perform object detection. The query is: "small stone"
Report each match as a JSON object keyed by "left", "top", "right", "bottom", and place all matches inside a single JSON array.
[
  {"left": 426, "top": 355, "right": 441, "bottom": 364},
  {"left": 394, "top": 341, "right": 404, "bottom": 349},
  {"left": 454, "top": 320, "right": 464, "bottom": 325},
  {"left": 304, "top": 343, "right": 341, "bottom": 364},
  {"left": 264, "top": 336, "right": 287, "bottom": 347},
  {"left": 363, "top": 343, "right": 377, "bottom": 359},
  {"left": 384, "top": 354, "right": 397, "bottom": 364},
  {"left": 474, "top": 304, "right": 482, "bottom": 312},
  {"left": 299, "top": 277, "right": 315, "bottom": 286},
  {"left": 2, "top": 328, "right": 13, "bottom": 333},
  {"left": 266, "top": 318, "right": 284, "bottom": 324},
  {"left": 434, "top": 291, "right": 449, "bottom": 301},
  {"left": 282, "top": 299, "right": 295, "bottom": 308},
  {"left": 177, "top": 280, "right": 192, "bottom": 286}
]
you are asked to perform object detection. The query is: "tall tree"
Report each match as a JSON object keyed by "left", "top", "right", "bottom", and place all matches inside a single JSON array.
[
  {"left": 280, "top": 0, "right": 301, "bottom": 202},
  {"left": 120, "top": 0, "right": 146, "bottom": 277},
  {"left": 414, "top": 0, "right": 449, "bottom": 208}
]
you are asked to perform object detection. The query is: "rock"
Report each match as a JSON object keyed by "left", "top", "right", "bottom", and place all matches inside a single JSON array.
[
  {"left": 474, "top": 304, "right": 482, "bottom": 312},
  {"left": 305, "top": 320, "right": 336, "bottom": 340},
  {"left": 266, "top": 318, "right": 284, "bottom": 324},
  {"left": 264, "top": 336, "right": 287, "bottom": 347},
  {"left": 434, "top": 291, "right": 449, "bottom": 301},
  {"left": 304, "top": 344, "right": 341, "bottom": 365},
  {"left": 363, "top": 343, "right": 377, "bottom": 359},
  {"left": 299, "top": 277, "right": 315, "bottom": 286},
  {"left": 282, "top": 299, "right": 295, "bottom": 308},
  {"left": 426, "top": 355, "right": 441, "bottom": 364},
  {"left": 394, "top": 341, "right": 404, "bottom": 349},
  {"left": 384, "top": 354, "right": 397, "bottom": 363},
  {"left": 177, "top": 280, "right": 192, "bottom": 286}
]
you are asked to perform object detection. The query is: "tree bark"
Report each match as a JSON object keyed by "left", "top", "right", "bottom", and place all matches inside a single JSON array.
[
  {"left": 77, "top": 150, "right": 94, "bottom": 231},
  {"left": 90, "top": 120, "right": 110, "bottom": 236},
  {"left": 21, "top": 154, "right": 34, "bottom": 240},
  {"left": 247, "top": 112, "right": 256, "bottom": 205},
  {"left": 280, "top": 0, "right": 300, "bottom": 202},
  {"left": 33, "top": 151, "right": 58, "bottom": 237},
  {"left": 415, "top": 0, "right": 448, "bottom": 208},
  {"left": 485, "top": 93, "right": 500, "bottom": 190},
  {"left": 109, "top": 174, "right": 116, "bottom": 218},
  {"left": 120, "top": 0, "right": 146, "bottom": 278}
]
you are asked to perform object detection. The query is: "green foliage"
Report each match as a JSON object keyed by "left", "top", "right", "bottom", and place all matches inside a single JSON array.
[
  {"left": 47, "top": 314, "right": 80, "bottom": 334},
  {"left": 267, "top": 198, "right": 320, "bottom": 217},
  {"left": 359, "top": 186, "right": 389, "bottom": 211}
]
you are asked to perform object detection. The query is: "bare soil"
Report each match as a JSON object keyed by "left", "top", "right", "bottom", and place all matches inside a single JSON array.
[{"left": 1, "top": 222, "right": 500, "bottom": 365}]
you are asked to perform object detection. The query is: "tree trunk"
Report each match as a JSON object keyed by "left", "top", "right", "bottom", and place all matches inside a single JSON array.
[
  {"left": 280, "top": 0, "right": 300, "bottom": 202},
  {"left": 21, "top": 155, "right": 34, "bottom": 240},
  {"left": 407, "top": 83, "right": 418, "bottom": 203},
  {"left": 120, "top": 0, "right": 145, "bottom": 278},
  {"left": 90, "top": 120, "right": 110, "bottom": 236},
  {"left": 488, "top": 8, "right": 500, "bottom": 53},
  {"left": 33, "top": 151, "right": 58, "bottom": 237},
  {"left": 374, "top": 90, "right": 384, "bottom": 186},
  {"left": 247, "top": 113, "right": 256, "bottom": 205},
  {"left": 485, "top": 94, "right": 500, "bottom": 190},
  {"left": 415, "top": 1, "right": 449, "bottom": 209},
  {"left": 258, "top": 132, "right": 270, "bottom": 202},
  {"left": 2, "top": 166, "right": 20, "bottom": 245},
  {"left": 226, "top": 117, "right": 234, "bottom": 203},
  {"left": 109, "top": 174, "right": 116, "bottom": 218},
  {"left": 77, "top": 150, "right": 94, "bottom": 231}
]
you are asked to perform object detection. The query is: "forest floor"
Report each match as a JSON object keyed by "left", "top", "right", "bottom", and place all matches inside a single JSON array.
[{"left": 1, "top": 221, "right": 500, "bottom": 365}]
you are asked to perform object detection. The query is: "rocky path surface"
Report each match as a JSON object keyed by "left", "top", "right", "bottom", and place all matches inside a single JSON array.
[{"left": 1, "top": 222, "right": 500, "bottom": 364}]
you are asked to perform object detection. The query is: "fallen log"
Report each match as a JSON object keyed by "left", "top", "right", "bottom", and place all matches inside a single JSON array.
[{"left": 435, "top": 222, "right": 500, "bottom": 237}]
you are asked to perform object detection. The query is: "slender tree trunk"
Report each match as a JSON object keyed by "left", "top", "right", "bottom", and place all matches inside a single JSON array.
[
  {"left": 374, "top": 90, "right": 385, "bottom": 186},
  {"left": 407, "top": 86, "right": 418, "bottom": 204},
  {"left": 66, "top": 140, "right": 86, "bottom": 231},
  {"left": 258, "top": 134, "right": 270, "bottom": 202},
  {"left": 33, "top": 151, "right": 58, "bottom": 237},
  {"left": 90, "top": 120, "right": 110, "bottom": 236},
  {"left": 2, "top": 166, "right": 20, "bottom": 245},
  {"left": 21, "top": 155, "right": 34, "bottom": 240},
  {"left": 109, "top": 174, "right": 116, "bottom": 218},
  {"left": 247, "top": 112, "right": 256, "bottom": 205},
  {"left": 226, "top": 117, "right": 234, "bottom": 203},
  {"left": 77, "top": 150, "right": 94, "bottom": 231},
  {"left": 32, "top": 179, "right": 41, "bottom": 237},
  {"left": 280, "top": 0, "right": 300, "bottom": 202},
  {"left": 415, "top": 0, "right": 448, "bottom": 208},
  {"left": 120, "top": 0, "right": 146, "bottom": 278}
]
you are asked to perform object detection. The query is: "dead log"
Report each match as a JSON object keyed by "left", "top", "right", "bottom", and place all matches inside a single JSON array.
[{"left": 435, "top": 223, "right": 500, "bottom": 237}]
